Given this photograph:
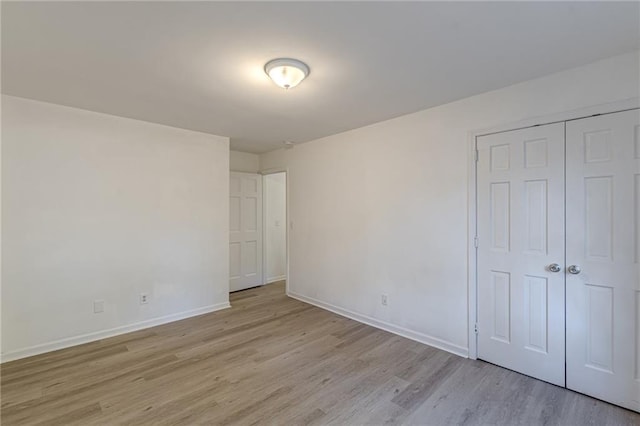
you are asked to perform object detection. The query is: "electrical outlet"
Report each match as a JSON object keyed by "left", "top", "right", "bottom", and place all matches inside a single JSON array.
[
  {"left": 94, "top": 300, "right": 105, "bottom": 313},
  {"left": 140, "top": 293, "right": 149, "bottom": 305},
  {"left": 381, "top": 294, "right": 388, "bottom": 306}
]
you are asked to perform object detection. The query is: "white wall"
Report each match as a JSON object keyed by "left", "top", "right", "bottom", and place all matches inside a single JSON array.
[
  {"left": 260, "top": 51, "right": 640, "bottom": 356},
  {"left": 264, "top": 173, "right": 286, "bottom": 283},
  {"left": 1, "top": 95, "right": 230, "bottom": 361},
  {"left": 230, "top": 150, "right": 260, "bottom": 173}
]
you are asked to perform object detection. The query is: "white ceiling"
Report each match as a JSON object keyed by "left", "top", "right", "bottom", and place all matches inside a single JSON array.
[{"left": 3, "top": 2, "right": 639, "bottom": 153}]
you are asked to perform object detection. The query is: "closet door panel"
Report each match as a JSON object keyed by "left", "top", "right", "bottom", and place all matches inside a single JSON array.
[
  {"left": 566, "top": 109, "right": 640, "bottom": 412},
  {"left": 477, "top": 123, "right": 566, "bottom": 386}
]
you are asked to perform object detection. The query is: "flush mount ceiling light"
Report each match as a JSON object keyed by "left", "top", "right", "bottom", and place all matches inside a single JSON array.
[{"left": 264, "top": 58, "right": 310, "bottom": 89}]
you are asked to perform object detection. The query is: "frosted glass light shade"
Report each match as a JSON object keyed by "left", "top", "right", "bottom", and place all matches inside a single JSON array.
[{"left": 264, "top": 58, "right": 310, "bottom": 89}]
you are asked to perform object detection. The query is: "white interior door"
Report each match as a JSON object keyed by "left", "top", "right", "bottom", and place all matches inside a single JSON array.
[
  {"left": 477, "top": 123, "right": 566, "bottom": 386},
  {"left": 566, "top": 109, "right": 640, "bottom": 412},
  {"left": 229, "top": 172, "right": 263, "bottom": 292}
]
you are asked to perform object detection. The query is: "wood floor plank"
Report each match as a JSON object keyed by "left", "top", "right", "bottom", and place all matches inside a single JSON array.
[{"left": 2, "top": 280, "right": 638, "bottom": 425}]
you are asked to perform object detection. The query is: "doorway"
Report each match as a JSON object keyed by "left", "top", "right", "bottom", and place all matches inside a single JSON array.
[
  {"left": 474, "top": 108, "right": 639, "bottom": 412},
  {"left": 263, "top": 172, "right": 287, "bottom": 287}
]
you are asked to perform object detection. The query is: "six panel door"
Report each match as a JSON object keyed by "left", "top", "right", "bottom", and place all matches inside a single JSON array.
[
  {"left": 229, "top": 172, "right": 263, "bottom": 292},
  {"left": 477, "top": 122, "right": 566, "bottom": 386},
  {"left": 565, "top": 109, "right": 640, "bottom": 412}
]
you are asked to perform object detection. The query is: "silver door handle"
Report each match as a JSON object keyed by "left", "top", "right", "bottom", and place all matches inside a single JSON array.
[
  {"left": 548, "top": 263, "right": 562, "bottom": 273},
  {"left": 567, "top": 265, "right": 581, "bottom": 275}
]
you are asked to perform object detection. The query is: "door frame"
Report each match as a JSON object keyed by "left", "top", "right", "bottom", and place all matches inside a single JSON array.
[
  {"left": 467, "top": 97, "right": 639, "bottom": 360},
  {"left": 261, "top": 167, "right": 290, "bottom": 295}
]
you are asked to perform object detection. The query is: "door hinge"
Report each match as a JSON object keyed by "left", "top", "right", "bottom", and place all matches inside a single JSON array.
[
  {"left": 474, "top": 237, "right": 479, "bottom": 248},
  {"left": 474, "top": 323, "right": 479, "bottom": 335},
  {"left": 474, "top": 149, "right": 479, "bottom": 162}
]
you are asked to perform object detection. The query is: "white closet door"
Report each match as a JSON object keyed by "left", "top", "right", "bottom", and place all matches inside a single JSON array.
[
  {"left": 566, "top": 109, "right": 640, "bottom": 412},
  {"left": 477, "top": 123, "right": 566, "bottom": 386},
  {"left": 229, "top": 172, "right": 263, "bottom": 292}
]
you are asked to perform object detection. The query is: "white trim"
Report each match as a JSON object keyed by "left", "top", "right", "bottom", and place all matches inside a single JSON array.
[
  {"left": 260, "top": 167, "right": 288, "bottom": 175},
  {"left": 265, "top": 275, "right": 286, "bottom": 284},
  {"left": 467, "top": 130, "right": 478, "bottom": 360},
  {"left": 261, "top": 173, "right": 268, "bottom": 286},
  {"left": 473, "top": 97, "right": 639, "bottom": 138},
  {"left": 0, "top": 302, "right": 231, "bottom": 363},
  {"left": 467, "top": 97, "right": 640, "bottom": 360},
  {"left": 288, "top": 291, "right": 468, "bottom": 358},
  {"left": 229, "top": 170, "right": 261, "bottom": 177}
]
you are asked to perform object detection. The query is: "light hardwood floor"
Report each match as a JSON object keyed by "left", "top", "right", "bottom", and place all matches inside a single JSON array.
[{"left": 2, "top": 281, "right": 638, "bottom": 425}]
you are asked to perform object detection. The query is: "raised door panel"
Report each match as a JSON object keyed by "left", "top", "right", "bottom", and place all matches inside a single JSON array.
[
  {"left": 523, "top": 275, "right": 548, "bottom": 354},
  {"left": 230, "top": 197, "right": 241, "bottom": 233},
  {"left": 584, "top": 176, "right": 613, "bottom": 261},
  {"left": 584, "top": 284, "right": 614, "bottom": 373},
  {"left": 491, "top": 271, "right": 511, "bottom": 344},
  {"left": 523, "top": 180, "right": 548, "bottom": 255},
  {"left": 229, "top": 242, "right": 241, "bottom": 280},
  {"left": 490, "top": 183, "right": 510, "bottom": 252}
]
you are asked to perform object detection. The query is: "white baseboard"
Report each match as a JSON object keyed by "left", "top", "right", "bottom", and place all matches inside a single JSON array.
[
  {"left": 288, "top": 292, "right": 468, "bottom": 358},
  {"left": 265, "top": 275, "right": 286, "bottom": 284},
  {"left": 0, "top": 302, "right": 231, "bottom": 363}
]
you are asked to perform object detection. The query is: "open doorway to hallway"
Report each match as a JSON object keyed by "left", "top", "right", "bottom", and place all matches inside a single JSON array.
[{"left": 263, "top": 172, "right": 287, "bottom": 287}]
